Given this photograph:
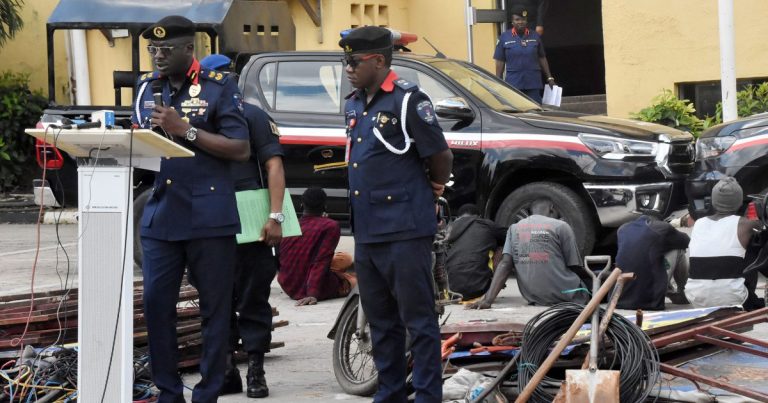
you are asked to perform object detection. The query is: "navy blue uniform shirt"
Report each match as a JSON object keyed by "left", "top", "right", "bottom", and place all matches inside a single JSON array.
[
  {"left": 232, "top": 103, "right": 285, "bottom": 191},
  {"left": 345, "top": 70, "right": 449, "bottom": 244},
  {"left": 493, "top": 29, "right": 546, "bottom": 90},
  {"left": 132, "top": 58, "right": 249, "bottom": 240}
]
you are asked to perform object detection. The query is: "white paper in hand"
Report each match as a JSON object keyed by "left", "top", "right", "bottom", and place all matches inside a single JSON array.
[{"left": 542, "top": 85, "right": 563, "bottom": 107}]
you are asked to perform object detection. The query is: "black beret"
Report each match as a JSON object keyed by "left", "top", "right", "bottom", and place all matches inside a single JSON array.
[
  {"left": 510, "top": 5, "right": 529, "bottom": 18},
  {"left": 142, "top": 15, "right": 196, "bottom": 41},
  {"left": 339, "top": 26, "right": 392, "bottom": 54}
]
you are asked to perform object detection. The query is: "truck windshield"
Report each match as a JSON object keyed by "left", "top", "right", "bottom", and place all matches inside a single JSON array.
[{"left": 428, "top": 60, "right": 540, "bottom": 112}]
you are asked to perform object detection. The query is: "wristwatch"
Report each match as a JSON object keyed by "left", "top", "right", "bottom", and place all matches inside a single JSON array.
[
  {"left": 184, "top": 126, "right": 198, "bottom": 142},
  {"left": 269, "top": 212, "right": 285, "bottom": 224}
]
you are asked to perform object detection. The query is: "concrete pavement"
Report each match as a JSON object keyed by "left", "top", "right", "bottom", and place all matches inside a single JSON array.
[{"left": 1, "top": 223, "right": 766, "bottom": 402}]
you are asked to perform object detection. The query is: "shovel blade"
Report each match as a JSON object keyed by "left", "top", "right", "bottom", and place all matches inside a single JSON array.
[{"left": 564, "top": 369, "right": 620, "bottom": 403}]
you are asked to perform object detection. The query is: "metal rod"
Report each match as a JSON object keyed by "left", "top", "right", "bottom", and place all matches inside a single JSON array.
[
  {"left": 718, "top": 0, "right": 738, "bottom": 122},
  {"left": 693, "top": 334, "right": 768, "bottom": 359},
  {"left": 652, "top": 307, "right": 768, "bottom": 348},
  {"left": 709, "top": 326, "right": 768, "bottom": 349},
  {"left": 660, "top": 363, "right": 768, "bottom": 402},
  {"left": 515, "top": 268, "right": 623, "bottom": 403}
]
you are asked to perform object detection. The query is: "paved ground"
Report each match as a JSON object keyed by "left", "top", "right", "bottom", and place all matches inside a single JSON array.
[{"left": 1, "top": 222, "right": 766, "bottom": 402}]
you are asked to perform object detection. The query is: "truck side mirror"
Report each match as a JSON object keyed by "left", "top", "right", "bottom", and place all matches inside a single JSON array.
[{"left": 435, "top": 97, "right": 474, "bottom": 121}]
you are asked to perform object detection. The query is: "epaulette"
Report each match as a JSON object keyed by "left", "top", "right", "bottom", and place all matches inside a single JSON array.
[
  {"left": 137, "top": 71, "right": 160, "bottom": 84},
  {"left": 344, "top": 89, "right": 358, "bottom": 100},
  {"left": 393, "top": 78, "right": 418, "bottom": 92},
  {"left": 200, "top": 68, "right": 230, "bottom": 85}
]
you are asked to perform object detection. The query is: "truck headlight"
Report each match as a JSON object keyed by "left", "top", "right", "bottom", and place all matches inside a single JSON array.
[
  {"left": 695, "top": 136, "right": 736, "bottom": 159},
  {"left": 579, "top": 134, "right": 658, "bottom": 160}
]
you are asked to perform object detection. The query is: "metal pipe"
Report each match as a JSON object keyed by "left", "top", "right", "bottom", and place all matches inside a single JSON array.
[
  {"left": 515, "top": 268, "right": 623, "bottom": 403},
  {"left": 465, "top": 0, "right": 474, "bottom": 63},
  {"left": 652, "top": 307, "right": 768, "bottom": 348},
  {"left": 69, "top": 30, "right": 91, "bottom": 105},
  {"left": 709, "top": 326, "right": 768, "bottom": 349},
  {"left": 718, "top": 0, "right": 737, "bottom": 122},
  {"left": 693, "top": 334, "right": 768, "bottom": 359},
  {"left": 660, "top": 363, "right": 768, "bottom": 402}
]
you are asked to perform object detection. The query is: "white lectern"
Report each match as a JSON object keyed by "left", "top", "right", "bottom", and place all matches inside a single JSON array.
[{"left": 25, "top": 128, "right": 193, "bottom": 402}]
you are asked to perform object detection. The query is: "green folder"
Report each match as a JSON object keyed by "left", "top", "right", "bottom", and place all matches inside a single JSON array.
[{"left": 235, "top": 189, "right": 302, "bottom": 244}]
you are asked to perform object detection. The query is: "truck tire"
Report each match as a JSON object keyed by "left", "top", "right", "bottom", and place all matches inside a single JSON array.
[
  {"left": 133, "top": 188, "right": 151, "bottom": 270},
  {"left": 494, "top": 182, "right": 596, "bottom": 255}
]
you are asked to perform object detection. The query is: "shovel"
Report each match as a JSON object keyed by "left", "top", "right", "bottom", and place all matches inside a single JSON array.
[{"left": 563, "top": 256, "right": 621, "bottom": 403}]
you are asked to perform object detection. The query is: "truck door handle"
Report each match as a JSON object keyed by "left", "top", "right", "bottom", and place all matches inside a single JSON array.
[{"left": 321, "top": 149, "right": 334, "bottom": 159}]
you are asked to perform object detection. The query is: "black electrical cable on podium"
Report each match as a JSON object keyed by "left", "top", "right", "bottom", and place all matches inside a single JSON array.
[
  {"left": 100, "top": 126, "right": 135, "bottom": 403},
  {"left": 516, "top": 303, "right": 660, "bottom": 403}
]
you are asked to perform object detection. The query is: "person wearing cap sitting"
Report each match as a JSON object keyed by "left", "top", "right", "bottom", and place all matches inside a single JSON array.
[
  {"left": 198, "top": 54, "right": 286, "bottom": 398},
  {"left": 340, "top": 26, "right": 453, "bottom": 402},
  {"left": 132, "top": 16, "right": 250, "bottom": 403},
  {"left": 493, "top": 5, "right": 556, "bottom": 103},
  {"left": 686, "top": 177, "right": 764, "bottom": 310}
]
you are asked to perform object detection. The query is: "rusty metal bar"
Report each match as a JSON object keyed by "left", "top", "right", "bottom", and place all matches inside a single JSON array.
[
  {"left": 709, "top": 326, "right": 768, "bottom": 349},
  {"left": 660, "top": 363, "right": 768, "bottom": 402},
  {"left": 652, "top": 307, "right": 768, "bottom": 348},
  {"left": 693, "top": 334, "right": 768, "bottom": 359}
]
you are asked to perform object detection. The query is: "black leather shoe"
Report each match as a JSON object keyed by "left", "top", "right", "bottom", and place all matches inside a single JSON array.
[
  {"left": 219, "top": 353, "right": 243, "bottom": 395},
  {"left": 246, "top": 352, "right": 269, "bottom": 398}
]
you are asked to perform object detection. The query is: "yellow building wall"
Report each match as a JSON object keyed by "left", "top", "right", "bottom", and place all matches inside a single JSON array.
[
  {"left": 603, "top": 0, "right": 768, "bottom": 118},
  {"left": 0, "top": 0, "right": 69, "bottom": 104}
]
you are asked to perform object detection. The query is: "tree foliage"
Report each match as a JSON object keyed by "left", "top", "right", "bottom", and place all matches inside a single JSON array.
[{"left": 0, "top": 0, "right": 24, "bottom": 48}]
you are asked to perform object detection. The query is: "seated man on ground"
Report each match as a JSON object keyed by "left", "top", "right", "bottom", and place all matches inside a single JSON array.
[
  {"left": 686, "top": 177, "right": 764, "bottom": 310},
  {"left": 444, "top": 204, "right": 507, "bottom": 300},
  {"left": 278, "top": 187, "right": 355, "bottom": 306},
  {"left": 467, "top": 199, "right": 587, "bottom": 309},
  {"left": 615, "top": 212, "right": 690, "bottom": 310}
]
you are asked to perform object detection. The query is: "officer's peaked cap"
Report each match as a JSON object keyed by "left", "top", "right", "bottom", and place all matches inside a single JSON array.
[
  {"left": 339, "top": 26, "right": 392, "bottom": 54},
  {"left": 510, "top": 5, "right": 529, "bottom": 18},
  {"left": 142, "top": 15, "right": 196, "bottom": 41}
]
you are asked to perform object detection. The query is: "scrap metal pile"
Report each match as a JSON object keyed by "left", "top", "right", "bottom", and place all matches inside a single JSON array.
[
  {"left": 439, "top": 267, "right": 768, "bottom": 402},
  {"left": 0, "top": 278, "right": 286, "bottom": 401}
]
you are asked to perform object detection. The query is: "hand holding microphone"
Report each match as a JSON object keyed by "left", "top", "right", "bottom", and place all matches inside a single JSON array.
[{"left": 150, "top": 80, "right": 190, "bottom": 138}]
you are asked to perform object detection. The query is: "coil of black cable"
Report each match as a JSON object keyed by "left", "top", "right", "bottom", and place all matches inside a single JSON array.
[{"left": 517, "top": 303, "right": 660, "bottom": 403}]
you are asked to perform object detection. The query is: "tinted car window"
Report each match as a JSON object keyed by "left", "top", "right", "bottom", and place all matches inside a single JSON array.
[
  {"left": 275, "top": 61, "right": 342, "bottom": 113},
  {"left": 259, "top": 62, "right": 277, "bottom": 109},
  {"left": 428, "top": 60, "right": 540, "bottom": 112},
  {"left": 391, "top": 65, "right": 457, "bottom": 104}
]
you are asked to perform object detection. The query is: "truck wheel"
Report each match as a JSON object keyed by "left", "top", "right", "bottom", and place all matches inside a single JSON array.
[
  {"left": 494, "top": 182, "right": 596, "bottom": 255},
  {"left": 133, "top": 188, "right": 151, "bottom": 270}
]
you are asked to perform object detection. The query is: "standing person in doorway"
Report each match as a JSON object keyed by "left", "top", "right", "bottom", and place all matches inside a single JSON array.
[
  {"left": 340, "top": 26, "right": 453, "bottom": 402},
  {"left": 494, "top": 5, "right": 556, "bottom": 103},
  {"left": 132, "top": 16, "right": 250, "bottom": 403}
]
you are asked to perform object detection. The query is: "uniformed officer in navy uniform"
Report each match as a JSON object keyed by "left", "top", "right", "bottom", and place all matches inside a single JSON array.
[
  {"left": 198, "top": 55, "right": 286, "bottom": 399},
  {"left": 132, "top": 17, "right": 250, "bottom": 403},
  {"left": 339, "top": 27, "right": 453, "bottom": 402},
  {"left": 493, "top": 5, "right": 556, "bottom": 103}
]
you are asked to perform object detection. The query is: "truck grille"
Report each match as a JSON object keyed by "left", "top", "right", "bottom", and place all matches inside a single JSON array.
[{"left": 666, "top": 141, "right": 695, "bottom": 175}]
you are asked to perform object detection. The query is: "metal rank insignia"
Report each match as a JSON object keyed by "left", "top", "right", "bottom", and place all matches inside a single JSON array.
[
  {"left": 180, "top": 98, "right": 208, "bottom": 119},
  {"left": 189, "top": 84, "right": 201, "bottom": 97}
]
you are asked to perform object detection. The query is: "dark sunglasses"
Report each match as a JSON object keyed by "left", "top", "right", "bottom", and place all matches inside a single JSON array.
[
  {"left": 341, "top": 54, "right": 380, "bottom": 69},
  {"left": 146, "top": 45, "right": 177, "bottom": 56}
]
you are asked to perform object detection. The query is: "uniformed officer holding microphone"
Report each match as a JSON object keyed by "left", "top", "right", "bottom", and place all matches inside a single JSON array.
[
  {"left": 339, "top": 26, "right": 453, "bottom": 402},
  {"left": 131, "top": 16, "right": 250, "bottom": 403}
]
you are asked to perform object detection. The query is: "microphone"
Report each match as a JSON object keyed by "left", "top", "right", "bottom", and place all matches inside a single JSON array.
[
  {"left": 55, "top": 120, "right": 103, "bottom": 129},
  {"left": 151, "top": 80, "right": 164, "bottom": 108}
]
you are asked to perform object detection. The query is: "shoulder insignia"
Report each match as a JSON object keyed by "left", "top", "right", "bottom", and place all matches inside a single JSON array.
[
  {"left": 344, "top": 89, "right": 358, "bottom": 100},
  {"left": 138, "top": 71, "right": 160, "bottom": 84},
  {"left": 200, "top": 68, "right": 229, "bottom": 85},
  {"left": 393, "top": 78, "right": 418, "bottom": 92},
  {"left": 269, "top": 120, "right": 280, "bottom": 137}
]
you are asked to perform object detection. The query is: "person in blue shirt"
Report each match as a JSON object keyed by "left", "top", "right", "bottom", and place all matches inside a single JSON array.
[
  {"left": 198, "top": 54, "right": 286, "bottom": 399},
  {"left": 340, "top": 26, "right": 453, "bottom": 403},
  {"left": 132, "top": 16, "right": 250, "bottom": 403},
  {"left": 493, "top": 5, "right": 556, "bottom": 103}
]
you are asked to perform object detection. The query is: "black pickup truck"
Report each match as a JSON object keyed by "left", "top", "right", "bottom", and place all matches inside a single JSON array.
[
  {"left": 236, "top": 51, "right": 695, "bottom": 253},
  {"left": 35, "top": 51, "right": 695, "bottom": 256}
]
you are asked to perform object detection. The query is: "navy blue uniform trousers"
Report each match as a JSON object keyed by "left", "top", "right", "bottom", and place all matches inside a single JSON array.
[
  {"left": 141, "top": 236, "right": 235, "bottom": 403},
  {"left": 229, "top": 242, "right": 278, "bottom": 353},
  {"left": 355, "top": 237, "right": 442, "bottom": 403}
]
